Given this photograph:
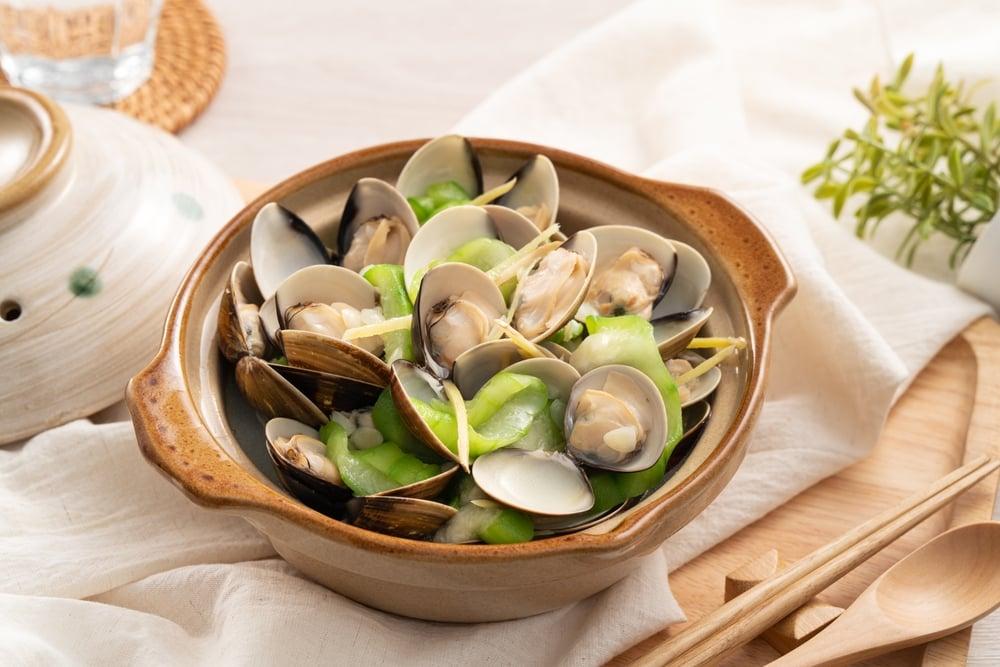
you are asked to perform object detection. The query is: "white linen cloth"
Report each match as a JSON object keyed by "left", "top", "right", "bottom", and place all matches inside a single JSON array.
[{"left": 2, "top": 1, "right": 995, "bottom": 664}]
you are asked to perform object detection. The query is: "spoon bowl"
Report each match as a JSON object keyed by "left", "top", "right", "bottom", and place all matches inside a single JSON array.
[
  {"left": 772, "top": 521, "right": 1000, "bottom": 666},
  {"left": 876, "top": 520, "right": 1000, "bottom": 631}
]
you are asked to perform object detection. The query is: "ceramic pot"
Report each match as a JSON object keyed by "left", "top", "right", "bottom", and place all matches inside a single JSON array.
[
  {"left": 0, "top": 87, "right": 243, "bottom": 444},
  {"left": 126, "top": 139, "right": 796, "bottom": 622}
]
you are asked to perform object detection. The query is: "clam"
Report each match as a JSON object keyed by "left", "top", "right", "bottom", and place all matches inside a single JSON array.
[
  {"left": 396, "top": 134, "right": 482, "bottom": 200},
  {"left": 238, "top": 356, "right": 383, "bottom": 427},
  {"left": 532, "top": 500, "right": 631, "bottom": 537},
  {"left": 411, "top": 262, "right": 506, "bottom": 378},
  {"left": 337, "top": 178, "right": 419, "bottom": 272},
  {"left": 388, "top": 359, "right": 463, "bottom": 464},
  {"left": 681, "top": 400, "right": 712, "bottom": 440},
  {"left": 564, "top": 364, "right": 667, "bottom": 473},
  {"left": 664, "top": 402, "right": 713, "bottom": 478},
  {"left": 346, "top": 495, "right": 458, "bottom": 540},
  {"left": 217, "top": 261, "right": 270, "bottom": 362},
  {"left": 274, "top": 264, "right": 390, "bottom": 383},
  {"left": 237, "top": 356, "right": 327, "bottom": 427},
  {"left": 510, "top": 231, "right": 597, "bottom": 342},
  {"left": 259, "top": 295, "right": 281, "bottom": 347},
  {"left": 668, "top": 351, "right": 722, "bottom": 408},
  {"left": 450, "top": 339, "right": 530, "bottom": 399},
  {"left": 578, "top": 225, "right": 711, "bottom": 353},
  {"left": 265, "top": 418, "right": 351, "bottom": 516},
  {"left": 250, "top": 202, "right": 329, "bottom": 300},
  {"left": 451, "top": 339, "right": 578, "bottom": 400},
  {"left": 652, "top": 307, "right": 714, "bottom": 359},
  {"left": 272, "top": 363, "right": 384, "bottom": 414},
  {"left": 496, "top": 154, "right": 559, "bottom": 231},
  {"left": 472, "top": 448, "right": 595, "bottom": 516},
  {"left": 265, "top": 417, "right": 458, "bottom": 522},
  {"left": 653, "top": 241, "right": 711, "bottom": 318},
  {"left": 578, "top": 225, "right": 677, "bottom": 320},
  {"left": 402, "top": 204, "right": 539, "bottom": 289}
]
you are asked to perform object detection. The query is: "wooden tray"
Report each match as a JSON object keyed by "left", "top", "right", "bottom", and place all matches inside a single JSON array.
[{"left": 614, "top": 316, "right": 1000, "bottom": 665}]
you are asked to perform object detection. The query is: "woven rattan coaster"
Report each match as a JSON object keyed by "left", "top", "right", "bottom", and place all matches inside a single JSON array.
[
  {"left": 1, "top": 0, "right": 225, "bottom": 134},
  {"left": 112, "top": 0, "right": 225, "bottom": 133}
]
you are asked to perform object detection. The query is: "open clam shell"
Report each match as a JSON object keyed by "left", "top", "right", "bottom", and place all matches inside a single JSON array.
[
  {"left": 412, "top": 262, "right": 507, "bottom": 379},
  {"left": 652, "top": 240, "right": 711, "bottom": 319},
  {"left": 274, "top": 264, "right": 390, "bottom": 382},
  {"left": 451, "top": 339, "right": 530, "bottom": 399},
  {"left": 259, "top": 295, "right": 281, "bottom": 347},
  {"left": 533, "top": 500, "right": 631, "bottom": 537},
  {"left": 251, "top": 203, "right": 329, "bottom": 300},
  {"left": 652, "top": 306, "right": 713, "bottom": 359},
  {"left": 346, "top": 495, "right": 458, "bottom": 540},
  {"left": 273, "top": 363, "right": 383, "bottom": 414},
  {"left": 578, "top": 224, "right": 677, "bottom": 320},
  {"left": 237, "top": 356, "right": 382, "bottom": 427},
  {"left": 265, "top": 418, "right": 351, "bottom": 517},
  {"left": 217, "top": 261, "right": 270, "bottom": 362},
  {"left": 402, "top": 204, "right": 539, "bottom": 288},
  {"left": 450, "top": 339, "right": 577, "bottom": 400},
  {"left": 564, "top": 364, "right": 668, "bottom": 473},
  {"left": 280, "top": 329, "right": 390, "bottom": 386},
  {"left": 472, "top": 449, "right": 595, "bottom": 516},
  {"left": 510, "top": 230, "right": 597, "bottom": 342},
  {"left": 672, "top": 350, "right": 722, "bottom": 408},
  {"left": 236, "top": 356, "right": 327, "bottom": 427},
  {"left": 664, "top": 401, "right": 712, "bottom": 477},
  {"left": 496, "top": 155, "right": 559, "bottom": 231},
  {"left": 388, "top": 359, "right": 462, "bottom": 465},
  {"left": 337, "top": 178, "right": 419, "bottom": 271},
  {"left": 371, "top": 464, "right": 460, "bottom": 501},
  {"left": 395, "top": 134, "right": 482, "bottom": 199},
  {"left": 681, "top": 400, "right": 711, "bottom": 440}
]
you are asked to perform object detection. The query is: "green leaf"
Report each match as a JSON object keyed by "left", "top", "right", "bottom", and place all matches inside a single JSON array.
[
  {"left": 969, "top": 192, "right": 997, "bottom": 214},
  {"left": 893, "top": 53, "right": 914, "bottom": 89},
  {"left": 982, "top": 103, "right": 996, "bottom": 153},
  {"left": 948, "top": 145, "right": 964, "bottom": 187},
  {"left": 833, "top": 185, "right": 849, "bottom": 217},
  {"left": 825, "top": 139, "right": 842, "bottom": 159},
  {"left": 848, "top": 175, "right": 878, "bottom": 194},
  {"left": 814, "top": 182, "right": 841, "bottom": 200},
  {"left": 801, "top": 162, "right": 827, "bottom": 184}
]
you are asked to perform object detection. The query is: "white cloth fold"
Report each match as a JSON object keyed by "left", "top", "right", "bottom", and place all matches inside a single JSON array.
[{"left": 2, "top": 1, "right": 995, "bottom": 665}]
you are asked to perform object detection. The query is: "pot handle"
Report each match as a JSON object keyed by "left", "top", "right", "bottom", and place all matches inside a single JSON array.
[
  {"left": 637, "top": 177, "right": 797, "bottom": 336},
  {"left": 126, "top": 350, "right": 313, "bottom": 522}
]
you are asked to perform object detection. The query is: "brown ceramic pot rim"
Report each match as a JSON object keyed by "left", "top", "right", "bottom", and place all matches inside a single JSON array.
[
  {"left": 0, "top": 87, "right": 72, "bottom": 215},
  {"left": 128, "top": 137, "right": 797, "bottom": 563}
]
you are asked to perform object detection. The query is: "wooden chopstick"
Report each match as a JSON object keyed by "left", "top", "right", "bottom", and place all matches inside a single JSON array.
[{"left": 631, "top": 455, "right": 999, "bottom": 667}]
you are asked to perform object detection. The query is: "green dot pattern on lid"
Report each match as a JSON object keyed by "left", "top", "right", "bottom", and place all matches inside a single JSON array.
[
  {"left": 172, "top": 191, "right": 204, "bottom": 221},
  {"left": 68, "top": 266, "right": 102, "bottom": 297}
]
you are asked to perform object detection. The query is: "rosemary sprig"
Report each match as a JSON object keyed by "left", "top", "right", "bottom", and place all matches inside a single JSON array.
[{"left": 802, "top": 54, "right": 1000, "bottom": 268}]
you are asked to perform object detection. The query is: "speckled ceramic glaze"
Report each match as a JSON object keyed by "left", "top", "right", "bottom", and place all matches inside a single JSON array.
[{"left": 127, "top": 139, "right": 796, "bottom": 622}]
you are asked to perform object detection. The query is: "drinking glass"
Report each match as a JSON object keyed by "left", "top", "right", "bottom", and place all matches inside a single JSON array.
[{"left": 0, "top": 0, "right": 163, "bottom": 104}]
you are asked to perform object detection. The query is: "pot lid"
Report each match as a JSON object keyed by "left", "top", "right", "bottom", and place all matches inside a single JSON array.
[{"left": 0, "top": 89, "right": 243, "bottom": 444}]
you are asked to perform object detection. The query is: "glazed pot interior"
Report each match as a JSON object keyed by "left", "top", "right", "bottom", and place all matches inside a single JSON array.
[{"left": 189, "top": 143, "right": 752, "bottom": 538}]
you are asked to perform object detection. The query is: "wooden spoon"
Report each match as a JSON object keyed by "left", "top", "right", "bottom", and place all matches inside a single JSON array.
[{"left": 769, "top": 521, "right": 1000, "bottom": 666}]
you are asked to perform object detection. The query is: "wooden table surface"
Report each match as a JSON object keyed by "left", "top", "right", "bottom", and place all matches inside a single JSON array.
[{"left": 612, "top": 319, "right": 1000, "bottom": 665}]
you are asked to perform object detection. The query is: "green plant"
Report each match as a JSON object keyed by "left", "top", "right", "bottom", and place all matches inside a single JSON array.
[{"left": 802, "top": 54, "right": 1000, "bottom": 267}]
